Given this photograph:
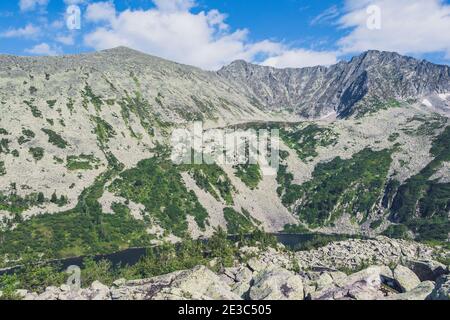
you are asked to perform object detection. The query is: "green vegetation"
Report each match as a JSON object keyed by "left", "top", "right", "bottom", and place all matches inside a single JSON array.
[
  {"left": 290, "top": 233, "right": 366, "bottom": 252},
  {"left": 280, "top": 123, "right": 338, "bottom": 161},
  {"left": 109, "top": 158, "right": 209, "bottom": 237},
  {"left": 0, "top": 161, "right": 5, "bottom": 176},
  {"left": 66, "top": 98, "right": 75, "bottom": 114},
  {"left": 50, "top": 191, "right": 68, "bottom": 207},
  {"left": 190, "top": 96, "right": 216, "bottom": 119},
  {"left": 82, "top": 85, "right": 103, "bottom": 112},
  {"left": 223, "top": 207, "right": 256, "bottom": 234},
  {"left": 279, "top": 148, "right": 393, "bottom": 227},
  {"left": 22, "top": 129, "right": 35, "bottom": 138},
  {"left": 0, "top": 190, "right": 47, "bottom": 215},
  {"left": 369, "top": 219, "right": 383, "bottom": 230},
  {"left": 0, "top": 259, "right": 65, "bottom": 299},
  {"left": 0, "top": 138, "right": 10, "bottom": 154},
  {"left": 184, "top": 163, "right": 234, "bottom": 205},
  {"left": 403, "top": 114, "right": 447, "bottom": 136},
  {"left": 389, "top": 126, "right": 450, "bottom": 241},
  {"left": 388, "top": 132, "right": 400, "bottom": 142},
  {"left": 119, "top": 91, "right": 159, "bottom": 138},
  {"left": 18, "top": 128, "right": 35, "bottom": 145},
  {"left": 354, "top": 98, "right": 402, "bottom": 118},
  {"left": 0, "top": 170, "right": 152, "bottom": 263},
  {"left": 0, "top": 230, "right": 279, "bottom": 297},
  {"left": 91, "top": 116, "right": 116, "bottom": 145},
  {"left": 41, "top": 128, "right": 69, "bottom": 149},
  {"left": 0, "top": 128, "right": 8, "bottom": 135},
  {"left": 29, "top": 86, "right": 37, "bottom": 95},
  {"left": 24, "top": 100, "right": 42, "bottom": 118},
  {"left": 405, "top": 218, "right": 450, "bottom": 242},
  {"left": 66, "top": 154, "right": 100, "bottom": 171},
  {"left": 234, "top": 163, "right": 262, "bottom": 190},
  {"left": 282, "top": 224, "right": 310, "bottom": 234},
  {"left": 382, "top": 224, "right": 411, "bottom": 240},
  {"left": 29, "top": 147, "right": 44, "bottom": 161},
  {"left": 46, "top": 100, "right": 57, "bottom": 108}
]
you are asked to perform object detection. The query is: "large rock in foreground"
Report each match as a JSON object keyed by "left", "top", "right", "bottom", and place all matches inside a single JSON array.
[
  {"left": 430, "top": 275, "right": 450, "bottom": 300},
  {"left": 249, "top": 267, "right": 304, "bottom": 300},
  {"left": 382, "top": 281, "right": 435, "bottom": 301},
  {"left": 393, "top": 265, "right": 421, "bottom": 292},
  {"left": 111, "top": 266, "right": 241, "bottom": 300},
  {"left": 18, "top": 238, "right": 448, "bottom": 301}
]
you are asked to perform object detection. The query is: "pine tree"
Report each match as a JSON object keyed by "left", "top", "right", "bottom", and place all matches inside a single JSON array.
[
  {"left": 50, "top": 191, "right": 58, "bottom": 203},
  {"left": 37, "top": 192, "right": 45, "bottom": 204}
]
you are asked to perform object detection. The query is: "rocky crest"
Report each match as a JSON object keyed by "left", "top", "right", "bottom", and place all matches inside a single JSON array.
[
  {"left": 16, "top": 237, "right": 449, "bottom": 301},
  {"left": 218, "top": 50, "right": 450, "bottom": 118}
]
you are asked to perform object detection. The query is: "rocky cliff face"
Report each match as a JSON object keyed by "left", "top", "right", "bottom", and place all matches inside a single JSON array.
[{"left": 218, "top": 50, "right": 450, "bottom": 118}]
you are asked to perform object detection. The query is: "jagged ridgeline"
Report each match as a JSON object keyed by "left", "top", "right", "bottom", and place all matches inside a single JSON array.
[{"left": 0, "top": 47, "right": 449, "bottom": 265}]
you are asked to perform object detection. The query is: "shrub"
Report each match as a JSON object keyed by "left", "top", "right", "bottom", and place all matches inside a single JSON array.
[
  {"left": 41, "top": 129, "right": 69, "bottom": 149},
  {"left": 29, "top": 147, "right": 44, "bottom": 161}
]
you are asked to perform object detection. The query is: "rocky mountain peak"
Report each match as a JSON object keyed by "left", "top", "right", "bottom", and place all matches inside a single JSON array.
[{"left": 218, "top": 50, "right": 450, "bottom": 118}]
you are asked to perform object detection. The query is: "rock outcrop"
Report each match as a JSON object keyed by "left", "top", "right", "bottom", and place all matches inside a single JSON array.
[{"left": 19, "top": 238, "right": 449, "bottom": 301}]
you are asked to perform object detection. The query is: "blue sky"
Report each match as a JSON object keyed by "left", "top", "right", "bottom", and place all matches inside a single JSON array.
[{"left": 0, "top": 0, "right": 449, "bottom": 69}]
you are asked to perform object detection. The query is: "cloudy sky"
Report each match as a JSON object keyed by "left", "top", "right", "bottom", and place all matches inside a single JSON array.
[{"left": 0, "top": 0, "right": 449, "bottom": 70}]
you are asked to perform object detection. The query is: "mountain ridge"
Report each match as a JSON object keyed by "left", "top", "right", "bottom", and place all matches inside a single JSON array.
[{"left": 218, "top": 49, "right": 450, "bottom": 118}]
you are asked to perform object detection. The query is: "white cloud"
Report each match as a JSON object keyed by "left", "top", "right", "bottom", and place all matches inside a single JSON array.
[
  {"left": 310, "top": 5, "right": 340, "bottom": 26},
  {"left": 262, "top": 49, "right": 338, "bottom": 68},
  {"left": 19, "top": 0, "right": 48, "bottom": 12},
  {"left": 338, "top": 0, "right": 450, "bottom": 58},
  {"left": 56, "top": 34, "right": 75, "bottom": 45},
  {"left": 152, "top": 0, "right": 196, "bottom": 13},
  {"left": 0, "top": 24, "right": 40, "bottom": 38},
  {"left": 25, "top": 43, "right": 61, "bottom": 56},
  {"left": 84, "top": 0, "right": 337, "bottom": 70},
  {"left": 85, "top": 1, "right": 116, "bottom": 23}
]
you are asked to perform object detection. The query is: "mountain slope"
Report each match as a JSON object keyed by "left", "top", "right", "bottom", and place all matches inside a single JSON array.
[{"left": 0, "top": 47, "right": 449, "bottom": 265}]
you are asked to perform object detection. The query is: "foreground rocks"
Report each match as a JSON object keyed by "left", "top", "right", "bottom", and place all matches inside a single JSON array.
[{"left": 18, "top": 237, "right": 449, "bottom": 301}]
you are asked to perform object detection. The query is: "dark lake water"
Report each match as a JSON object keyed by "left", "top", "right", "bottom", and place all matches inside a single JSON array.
[{"left": 0, "top": 233, "right": 361, "bottom": 276}]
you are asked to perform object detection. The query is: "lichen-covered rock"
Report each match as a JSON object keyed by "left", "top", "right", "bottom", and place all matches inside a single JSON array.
[
  {"left": 15, "top": 239, "right": 448, "bottom": 301},
  {"left": 249, "top": 267, "right": 304, "bottom": 300},
  {"left": 295, "top": 237, "right": 438, "bottom": 271},
  {"left": 311, "top": 266, "right": 394, "bottom": 300},
  {"left": 430, "top": 275, "right": 450, "bottom": 300},
  {"left": 405, "top": 259, "right": 447, "bottom": 281},
  {"left": 382, "top": 281, "right": 435, "bottom": 300},
  {"left": 393, "top": 265, "right": 421, "bottom": 292},
  {"left": 115, "top": 266, "right": 240, "bottom": 300},
  {"left": 88, "top": 281, "right": 111, "bottom": 300}
]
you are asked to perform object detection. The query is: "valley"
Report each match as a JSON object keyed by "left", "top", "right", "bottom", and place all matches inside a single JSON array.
[{"left": 0, "top": 47, "right": 449, "bottom": 300}]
